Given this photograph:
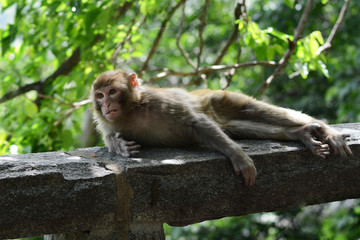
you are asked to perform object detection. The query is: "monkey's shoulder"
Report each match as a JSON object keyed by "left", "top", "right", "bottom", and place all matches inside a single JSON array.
[
  {"left": 140, "top": 87, "right": 199, "bottom": 111},
  {"left": 143, "top": 86, "right": 192, "bottom": 99}
]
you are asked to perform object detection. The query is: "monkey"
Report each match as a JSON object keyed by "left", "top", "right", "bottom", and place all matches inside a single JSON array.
[{"left": 91, "top": 70, "right": 352, "bottom": 187}]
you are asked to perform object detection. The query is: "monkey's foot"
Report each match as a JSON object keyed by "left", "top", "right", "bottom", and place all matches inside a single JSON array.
[
  {"left": 323, "top": 131, "right": 352, "bottom": 159},
  {"left": 289, "top": 123, "right": 331, "bottom": 159},
  {"left": 305, "top": 123, "right": 352, "bottom": 159},
  {"left": 108, "top": 132, "right": 141, "bottom": 157}
]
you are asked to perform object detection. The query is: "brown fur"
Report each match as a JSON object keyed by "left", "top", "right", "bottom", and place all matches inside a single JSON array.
[{"left": 91, "top": 70, "right": 352, "bottom": 187}]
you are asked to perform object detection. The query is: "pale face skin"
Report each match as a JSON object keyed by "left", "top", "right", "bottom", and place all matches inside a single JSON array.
[{"left": 94, "top": 86, "right": 123, "bottom": 122}]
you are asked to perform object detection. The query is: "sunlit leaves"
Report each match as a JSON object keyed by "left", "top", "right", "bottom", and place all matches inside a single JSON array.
[
  {"left": 239, "top": 18, "right": 329, "bottom": 80},
  {"left": 321, "top": 0, "right": 329, "bottom": 4},
  {"left": 0, "top": 0, "right": 359, "bottom": 157},
  {"left": 267, "top": 27, "right": 291, "bottom": 42},
  {"left": 139, "top": 0, "right": 170, "bottom": 15},
  {"left": 0, "top": 129, "right": 10, "bottom": 154},
  {"left": 293, "top": 30, "right": 328, "bottom": 79},
  {"left": 284, "top": 0, "right": 295, "bottom": 9},
  {"left": 241, "top": 21, "right": 272, "bottom": 61}
]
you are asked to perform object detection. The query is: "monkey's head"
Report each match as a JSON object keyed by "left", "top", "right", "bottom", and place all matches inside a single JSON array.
[{"left": 91, "top": 70, "right": 140, "bottom": 123}]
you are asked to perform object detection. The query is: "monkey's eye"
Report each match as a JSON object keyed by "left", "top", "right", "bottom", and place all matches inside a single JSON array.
[
  {"left": 109, "top": 89, "right": 117, "bottom": 95},
  {"left": 96, "top": 93, "right": 104, "bottom": 99}
]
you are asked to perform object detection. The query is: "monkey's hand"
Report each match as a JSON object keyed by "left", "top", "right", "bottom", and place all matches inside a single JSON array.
[
  {"left": 230, "top": 148, "right": 257, "bottom": 187},
  {"left": 106, "top": 132, "right": 141, "bottom": 157}
]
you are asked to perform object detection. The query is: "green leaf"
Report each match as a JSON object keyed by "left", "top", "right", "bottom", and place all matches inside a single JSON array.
[
  {"left": 266, "top": 46, "right": 275, "bottom": 60},
  {"left": 1, "top": 35, "right": 11, "bottom": 56},
  {"left": 310, "top": 30, "right": 325, "bottom": 45},
  {"left": 296, "top": 43, "right": 305, "bottom": 59},
  {"left": 97, "top": 5, "right": 112, "bottom": 29},
  {"left": 61, "top": 129, "right": 73, "bottom": 149},
  {"left": 1, "top": 25, "right": 17, "bottom": 56},
  {"left": 24, "top": 100, "right": 39, "bottom": 118},
  {"left": 284, "top": 0, "right": 295, "bottom": 9},
  {"left": 309, "top": 36, "right": 319, "bottom": 57},
  {"left": 236, "top": 19, "right": 246, "bottom": 32},
  {"left": 85, "top": 8, "right": 101, "bottom": 34},
  {"left": 139, "top": 0, "right": 157, "bottom": 15},
  {"left": 318, "top": 60, "right": 330, "bottom": 78},
  {"left": 47, "top": 20, "right": 58, "bottom": 41},
  {"left": 267, "top": 27, "right": 289, "bottom": 42}
]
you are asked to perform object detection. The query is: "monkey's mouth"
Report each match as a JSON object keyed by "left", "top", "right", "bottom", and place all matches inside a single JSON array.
[
  {"left": 104, "top": 109, "right": 119, "bottom": 121},
  {"left": 107, "top": 110, "right": 117, "bottom": 114},
  {"left": 105, "top": 109, "right": 118, "bottom": 119}
]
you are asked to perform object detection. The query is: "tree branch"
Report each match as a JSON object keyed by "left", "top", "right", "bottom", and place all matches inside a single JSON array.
[
  {"left": 0, "top": 1, "right": 133, "bottom": 105},
  {"left": 258, "top": 0, "right": 314, "bottom": 95},
  {"left": 213, "top": 0, "right": 246, "bottom": 66},
  {"left": 176, "top": 1, "right": 197, "bottom": 69},
  {"left": 196, "top": 0, "right": 209, "bottom": 70},
  {"left": 316, "top": 0, "right": 350, "bottom": 55},
  {"left": 0, "top": 47, "right": 81, "bottom": 104},
  {"left": 54, "top": 99, "right": 92, "bottom": 126},
  {"left": 112, "top": 11, "right": 141, "bottom": 69},
  {"left": 139, "top": 0, "right": 186, "bottom": 76},
  {"left": 147, "top": 61, "right": 278, "bottom": 82},
  {"left": 218, "top": 0, "right": 247, "bottom": 89}
]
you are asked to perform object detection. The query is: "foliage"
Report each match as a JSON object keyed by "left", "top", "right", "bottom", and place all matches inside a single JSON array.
[
  {"left": 1, "top": 0, "right": 358, "bottom": 154},
  {"left": 0, "top": 0, "right": 359, "bottom": 239},
  {"left": 165, "top": 200, "right": 360, "bottom": 240}
]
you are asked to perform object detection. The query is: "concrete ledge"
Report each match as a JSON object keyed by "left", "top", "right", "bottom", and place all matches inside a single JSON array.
[{"left": 0, "top": 123, "right": 359, "bottom": 239}]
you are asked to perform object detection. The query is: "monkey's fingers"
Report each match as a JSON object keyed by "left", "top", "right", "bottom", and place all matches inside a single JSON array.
[
  {"left": 127, "top": 144, "right": 141, "bottom": 151},
  {"left": 339, "top": 143, "right": 352, "bottom": 159},
  {"left": 231, "top": 162, "right": 241, "bottom": 176},
  {"left": 327, "top": 137, "right": 352, "bottom": 159},
  {"left": 307, "top": 138, "right": 328, "bottom": 158},
  {"left": 342, "top": 133, "right": 350, "bottom": 140},
  {"left": 115, "top": 132, "right": 123, "bottom": 138},
  {"left": 315, "top": 144, "right": 330, "bottom": 159},
  {"left": 344, "top": 144, "right": 353, "bottom": 157},
  {"left": 129, "top": 150, "right": 140, "bottom": 156},
  {"left": 241, "top": 165, "right": 257, "bottom": 188},
  {"left": 125, "top": 141, "right": 138, "bottom": 146},
  {"left": 327, "top": 138, "right": 340, "bottom": 155},
  {"left": 309, "top": 137, "right": 322, "bottom": 146}
]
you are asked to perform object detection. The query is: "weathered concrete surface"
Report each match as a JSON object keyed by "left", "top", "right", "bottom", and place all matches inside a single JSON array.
[
  {"left": 0, "top": 151, "right": 118, "bottom": 239},
  {"left": 117, "top": 123, "right": 360, "bottom": 226},
  {"left": 0, "top": 123, "right": 359, "bottom": 239}
]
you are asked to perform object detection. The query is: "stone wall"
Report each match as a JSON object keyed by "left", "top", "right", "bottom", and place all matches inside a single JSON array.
[{"left": 0, "top": 123, "right": 359, "bottom": 239}]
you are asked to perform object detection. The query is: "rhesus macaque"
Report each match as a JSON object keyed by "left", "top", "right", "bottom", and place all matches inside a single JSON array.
[{"left": 91, "top": 70, "right": 352, "bottom": 187}]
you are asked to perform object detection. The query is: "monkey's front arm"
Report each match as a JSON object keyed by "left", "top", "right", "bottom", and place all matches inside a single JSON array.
[{"left": 186, "top": 113, "right": 257, "bottom": 187}]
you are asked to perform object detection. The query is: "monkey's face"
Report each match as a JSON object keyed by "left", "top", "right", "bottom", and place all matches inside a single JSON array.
[
  {"left": 92, "top": 70, "right": 140, "bottom": 122},
  {"left": 94, "top": 85, "right": 124, "bottom": 122}
]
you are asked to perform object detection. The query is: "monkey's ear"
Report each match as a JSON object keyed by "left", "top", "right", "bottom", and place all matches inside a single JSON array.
[{"left": 129, "top": 73, "right": 139, "bottom": 87}]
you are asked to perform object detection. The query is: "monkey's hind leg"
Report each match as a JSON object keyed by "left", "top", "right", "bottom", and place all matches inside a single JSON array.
[
  {"left": 222, "top": 120, "right": 294, "bottom": 140},
  {"left": 223, "top": 121, "right": 332, "bottom": 159}
]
